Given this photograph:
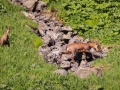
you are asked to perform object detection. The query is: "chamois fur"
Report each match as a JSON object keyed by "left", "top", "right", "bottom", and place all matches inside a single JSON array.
[
  {"left": 60, "top": 43, "right": 99, "bottom": 63},
  {"left": 0, "top": 27, "right": 10, "bottom": 47}
]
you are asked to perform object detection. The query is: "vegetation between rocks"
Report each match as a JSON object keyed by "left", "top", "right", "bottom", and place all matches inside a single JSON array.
[
  {"left": 43, "top": 0, "right": 120, "bottom": 44},
  {"left": 0, "top": 0, "right": 120, "bottom": 90}
]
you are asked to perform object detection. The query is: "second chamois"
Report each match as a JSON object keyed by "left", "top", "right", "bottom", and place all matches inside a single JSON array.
[{"left": 0, "top": 27, "right": 10, "bottom": 47}]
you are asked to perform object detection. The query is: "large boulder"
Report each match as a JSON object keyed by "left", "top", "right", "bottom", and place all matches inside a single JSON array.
[
  {"left": 36, "top": 1, "right": 47, "bottom": 11},
  {"left": 75, "top": 66, "right": 102, "bottom": 78},
  {"left": 23, "top": 0, "right": 38, "bottom": 11}
]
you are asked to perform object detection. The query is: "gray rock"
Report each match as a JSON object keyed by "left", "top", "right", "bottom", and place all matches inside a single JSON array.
[
  {"left": 23, "top": 0, "right": 38, "bottom": 11},
  {"left": 38, "top": 21, "right": 49, "bottom": 36},
  {"left": 75, "top": 66, "right": 102, "bottom": 78},
  {"left": 83, "top": 38, "right": 91, "bottom": 43},
  {"left": 70, "top": 62, "right": 79, "bottom": 72},
  {"left": 62, "top": 34, "right": 71, "bottom": 40},
  {"left": 60, "top": 61, "right": 71, "bottom": 68},
  {"left": 79, "top": 60, "right": 87, "bottom": 68},
  {"left": 68, "top": 36, "right": 84, "bottom": 44},
  {"left": 54, "top": 69, "right": 68, "bottom": 75},
  {"left": 42, "top": 35, "right": 50, "bottom": 45},
  {"left": 60, "top": 54, "right": 72, "bottom": 61},
  {"left": 38, "top": 45, "right": 51, "bottom": 55},
  {"left": 61, "top": 26, "right": 72, "bottom": 32},
  {"left": 36, "top": 1, "right": 47, "bottom": 11}
]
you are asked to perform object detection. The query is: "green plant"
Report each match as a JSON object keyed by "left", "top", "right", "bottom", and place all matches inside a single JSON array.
[
  {"left": 1, "top": 0, "right": 120, "bottom": 90},
  {"left": 31, "top": 36, "right": 43, "bottom": 48},
  {"left": 46, "top": 0, "right": 120, "bottom": 44}
]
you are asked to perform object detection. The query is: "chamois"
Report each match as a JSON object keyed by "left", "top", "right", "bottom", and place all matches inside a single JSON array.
[
  {"left": 0, "top": 27, "right": 10, "bottom": 47},
  {"left": 60, "top": 43, "right": 99, "bottom": 63}
]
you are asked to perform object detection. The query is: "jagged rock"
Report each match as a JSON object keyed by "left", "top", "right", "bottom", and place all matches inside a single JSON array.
[
  {"left": 60, "top": 61, "right": 71, "bottom": 69},
  {"left": 61, "top": 26, "right": 72, "bottom": 32},
  {"left": 68, "top": 36, "right": 84, "bottom": 44},
  {"left": 54, "top": 20, "right": 63, "bottom": 27},
  {"left": 62, "top": 34, "right": 71, "bottom": 40},
  {"left": 83, "top": 38, "right": 91, "bottom": 43},
  {"left": 46, "top": 31, "right": 55, "bottom": 37},
  {"left": 36, "top": 1, "right": 47, "bottom": 11},
  {"left": 75, "top": 66, "right": 102, "bottom": 78},
  {"left": 44, "top": 14, "right": 51, "bottom": 21},
  {"left": 79, "top": 60, "right": 87, "bottom": 68},
  {"left": 42, "top": 35, "right": 50, "bottom": 45},
  {"left": 23, "top": 0, "right": 38, "bottom": 11},
  {"left": 60, "top": 54, "right": 72, "bottom": 61},
  {"left": 71, "top": 31, "right": 78, "bottom": 36},
  {"left": 38, "top": 21, "right": 49, "bottom": 36},
  {"left": 54, "top": 69, "right": 68, "bottom": 75},
  {"left": 53, "top": 26, "right": 62, "bottom": 33},
  {"left": 51, "top": 33, "right": 63, "bottom": 41},
  {"left": 70, "top": 62, "right": 79, "bottom": 72},
  {"left": 38, "top": 45, "right": 52, "bottom": 55}
]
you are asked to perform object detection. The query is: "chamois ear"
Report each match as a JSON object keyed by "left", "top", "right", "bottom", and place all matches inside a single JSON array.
[{"left": 6, "top": 27, "right": 10, "bottom": 31}]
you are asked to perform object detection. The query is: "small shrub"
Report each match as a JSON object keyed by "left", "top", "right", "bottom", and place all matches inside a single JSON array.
[{"left": 31, "top": 36, "right": 43, "bottom": 48}]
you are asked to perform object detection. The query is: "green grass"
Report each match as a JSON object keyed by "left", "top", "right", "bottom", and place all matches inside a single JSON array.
[
  {"left": 43, "top": 0, "right": 120, "bottom": 44},
  {"left": 1, "top": 0, "right": 120, "bottom": 90}
]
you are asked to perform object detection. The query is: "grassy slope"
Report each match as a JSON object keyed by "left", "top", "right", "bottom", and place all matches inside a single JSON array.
[{"left": 0, "top": 0, "right": 120, "bottom": 90}]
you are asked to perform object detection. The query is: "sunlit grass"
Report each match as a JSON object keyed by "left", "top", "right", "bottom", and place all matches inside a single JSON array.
[{"left": 1, "top": 0, "right": 120, "bottom": 90}]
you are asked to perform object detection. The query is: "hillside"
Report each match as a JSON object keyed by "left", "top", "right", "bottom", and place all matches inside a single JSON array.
[{"left": 0, "top": 0, "right": 120, "bottom": 90}]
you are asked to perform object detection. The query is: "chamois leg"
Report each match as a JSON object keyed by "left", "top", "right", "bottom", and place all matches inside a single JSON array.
[
  {"left": 83, "top": 52, "right": 87, "bottom": 62},
  {"left": 85, "top": 50, "right": 96, "bottom": 60},
  {"left": 71, "top": 50, "right": 75, "bottom": 63}
]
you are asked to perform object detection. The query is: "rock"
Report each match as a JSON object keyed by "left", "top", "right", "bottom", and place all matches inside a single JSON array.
[
  {"left": 46, "top": 31, "right": 55, "bottom": 37},
  {"left": 38, "top": 21, "right": 49, "bottom": 36},
  {"left": 62, "top": 34, "right": 71, "bottom": 40},
  {"left": 52, "top": 33, "right": 63, "bottom": 41},
  {"left": 42, "top": 35, "right": 51, "bottom": 45},
  {"left": 60, "top": 61, "right": 71, "bottom": 69},
  {"left": 23, "top": 0, "right": 38, "bottom": 11},
  {"left": 83, "top": 38, "right": 91, "bottom": 43},
  {"left": 71, "top": 31, "right": 78, "bottom": 36},
  {"left": 75, "top": 66, "right": 102, "bottom": 78},
  {"left": 38, "top": 45, "right": 51, "bottom": 55},
  {"left": 68, "top": 36, "right": 84, "bottom": 44},
  {"left": 53, "top": 26, "right": 62, "bottom": 33},
  {"left": 54, "top": 69, "right": 68, "bottom": 75},
  {"left": 61, "top": 26, "right": 72, "bottom": 32},
  {"left": 36, "top": 1, "right": 47, "bottom": 11},
  {"left": 61, "top": 54, "right": 72, "bottom": 61},
  {"left": 79, "top": 60, "right": 87, "bottom": 68},
  {"left": 70, "top": 62, "right": 79, "bottom": 72}
]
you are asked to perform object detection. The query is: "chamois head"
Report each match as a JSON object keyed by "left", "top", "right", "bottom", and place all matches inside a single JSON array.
[
  {"left": 89, "top": 43, "right": 99, "bottom": 51},
  {"left": 6, "top": 27, "right": 10, "bottom": 34}
]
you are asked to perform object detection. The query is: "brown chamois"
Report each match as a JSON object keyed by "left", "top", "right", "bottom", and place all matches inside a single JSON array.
[
  {"left": 60, "top": 43, "right": 99, "bottom": 63},
  {"left": 0, "top": 27, "right": 10, "bottom": 47}
]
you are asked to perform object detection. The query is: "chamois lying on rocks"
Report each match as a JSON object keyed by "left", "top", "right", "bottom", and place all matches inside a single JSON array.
[
  {"left": 60, "top": 43, "right": 99, "bottom": 63},
  {"left": 0, "top": 27, "right": 10, "bottom": 47}
]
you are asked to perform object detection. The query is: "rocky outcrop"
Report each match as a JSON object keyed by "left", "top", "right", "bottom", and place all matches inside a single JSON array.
[{"left": 9, "top": 0, "right": 110, "bottom": 78}]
